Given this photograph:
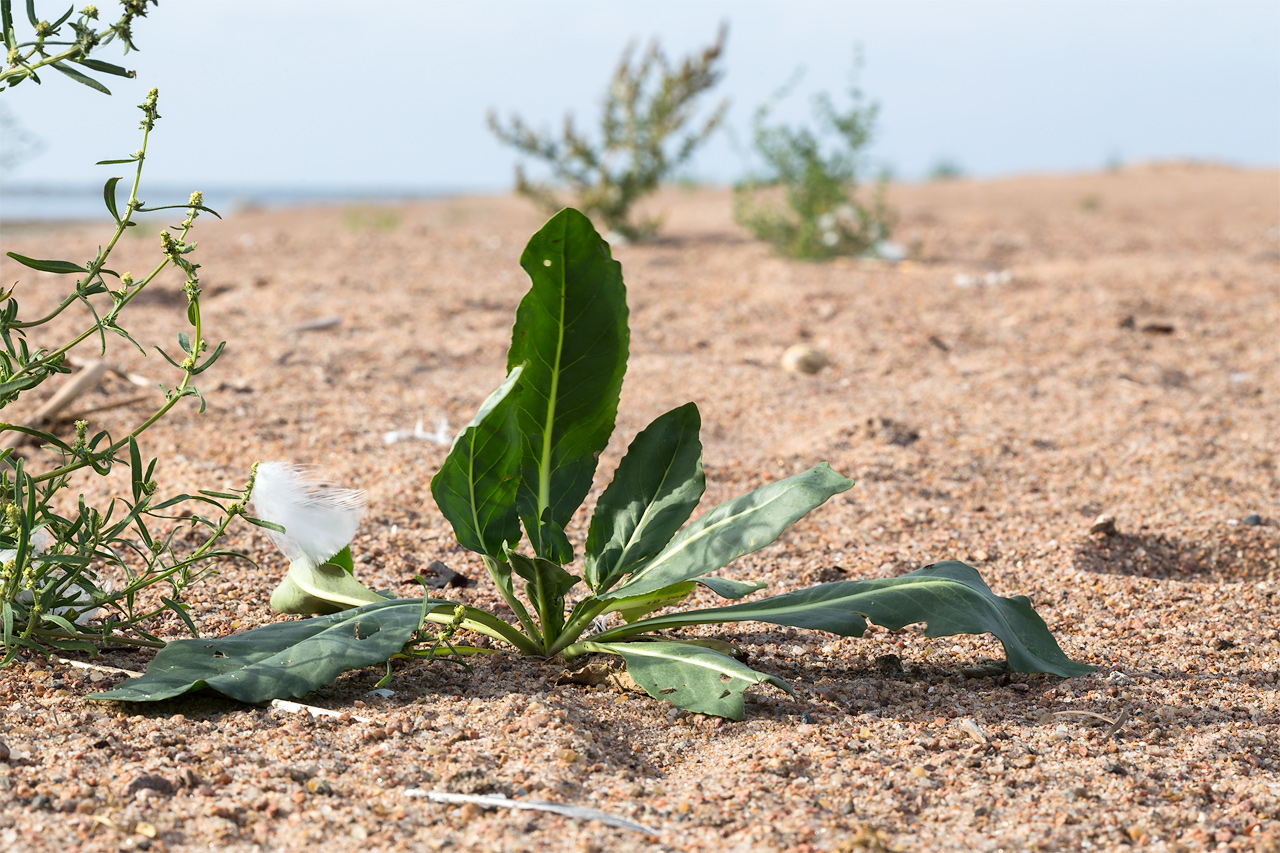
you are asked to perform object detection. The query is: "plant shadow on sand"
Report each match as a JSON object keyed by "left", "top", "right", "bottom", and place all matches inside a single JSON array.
[{"left": 1070, "top": 527, "right": 1278, "bottom": 583}]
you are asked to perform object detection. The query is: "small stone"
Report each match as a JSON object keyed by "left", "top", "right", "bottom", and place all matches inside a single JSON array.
[
  {"left": 1242, "top": 513, "right": 1262, "bottom": 526},
  {"left": 305, "top": 777, "right": 332, "bottom": 795},
  {"left": 124, "top": 774, "right": 174, "bottom": 798},
  {"left": 874, "top": 653, "right": 904, "bottom": 677},
  {"left": 1089, "top": 514, "right": 1117, "bottom": 536},
  {"left": 0, "top": 740, "right": 9, "bottom": 762},
  {"left": 863, "top": 417, "right": 920, "bottom": 447},
  {"left": 781, "top": 344, "right": 827, "bottom": 374}
]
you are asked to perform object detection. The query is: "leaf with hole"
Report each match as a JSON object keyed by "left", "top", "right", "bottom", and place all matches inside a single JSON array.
[{"left": 89, "top": 599, "right": 435, "bottom": 703}]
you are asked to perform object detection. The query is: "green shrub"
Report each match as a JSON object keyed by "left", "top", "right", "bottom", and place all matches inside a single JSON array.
[
  {"left": 1, "top": 1, "right": 254, "bottom": 661},
  {"left": 488, "top": 25, "right": 728, "bottom": 242},
  {"left": 735, "top": 55, "right": 896, "bottom": 260},
  {"left": 928, "top": 157, "right": 965, "bottom": 181}
]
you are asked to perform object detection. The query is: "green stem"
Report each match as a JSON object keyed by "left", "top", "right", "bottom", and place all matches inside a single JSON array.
[
  {"left": 560, "top": 639, "right": 615, "bottom": 662},
  {"left": 0, "top": 42, "right": 84, "bottom": 86},
  {"left": 484, "top": 555, "right": 541, "bottom": 643},
  {"left": 545, "top": 597, "right": 610, "bottom": 657},
  {"left": 420, "top": 605, "right": 540, "bottom": 656}
]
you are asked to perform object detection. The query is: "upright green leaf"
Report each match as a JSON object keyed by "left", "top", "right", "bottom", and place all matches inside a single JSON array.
[
  {"left": 593, "top": 561, "right": 1094, "bottom": 678},
  {"left": 103, "top": 176, "right": 123, "bottom": 221},
  {"left": 508, "top": 208, "right": 629, "bottom": 560},
  {"left": 430, "top": 365, "right": 524, "bottom": 559},
  {"left": 602, "top": 463, "right": 854, "bottom": 600},
  {"left": 508, "top": 551, "right": 579, "bottom": 641},
  {"left": 594, "top": 640, "right": 792, "bottom": 720},
  {"left": 584, "top": 402, "right": 704, "bottom": 592},
  {"left": 90, "top": 599, "right": 440, "bottom": 703}
]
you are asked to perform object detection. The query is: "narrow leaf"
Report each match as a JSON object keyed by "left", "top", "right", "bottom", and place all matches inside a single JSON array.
[
  {"left": 597, "top": 640, "right": 792, "bottom": 720},
  {"left": 508, "top": 208, "right": 629, "bottom": 560},
  {"left": 584, "top": 402, "right": 704, "bottom": 592},
  {"left": 430, "top": 364, "right": 524, "bottom": 559},
  {"left": 90, "top": 599, "right": 442, "bottom": 704},
  {"left": 51, "top": 60, "right": 110, "bottom": 94},
  {"left": 603, "top": 463, "right": 854, "bottom": 600},
  {"left": 77, "top": 58, "right": 134, "bottom": 78},
  {"left": 103, "top": 176, "right": 123, "bottom": 221},
  {"left": 594, "top": 561, "right": 1094, "bottom": 678},
  {"left": 160, "top": 596, "right": 200, "bottom": 637},
  {"left": 5, "top": 252, "right": 86, "bottom": 274}
]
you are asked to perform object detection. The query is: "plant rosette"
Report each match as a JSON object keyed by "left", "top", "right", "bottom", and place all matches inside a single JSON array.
[{"left": 93, "top": 209, "right": 1093, "bottom": 719}]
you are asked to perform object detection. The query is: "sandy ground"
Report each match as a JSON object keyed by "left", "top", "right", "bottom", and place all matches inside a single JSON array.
[{"left": 0, "top": 165, "right": 1277, "bottom": 852}]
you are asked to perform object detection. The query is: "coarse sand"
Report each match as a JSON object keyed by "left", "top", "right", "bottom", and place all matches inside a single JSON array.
[{"left": 0, "top": 164, "right": 1277, "bottom": 851}]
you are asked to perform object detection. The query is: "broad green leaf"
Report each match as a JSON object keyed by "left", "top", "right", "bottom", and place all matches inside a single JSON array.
[
  {"left": 509, "top": 551, "right": 579, "bottom": 638},
  {"left": 90, "top": 599, "right": 441, "bottom": 704},
  {"left": 595, "top": 640, "right": 792, "bottom": 720},
  {"left": 602, "top": 580, "right": 697, "bottom": 623},
  {"left": 328, "top": 545, "right": 355, "bottom": 575},
  {"left": 269, "top": 559, "right": 387, "bottom": 615},
  {"left": 5, "top": 252, "right": 87, "bottom": 274},
  {"left": 584, "top": 402, "right": 704, "bottom": 593},
  {"left": 508, "top": 208, "right": 629, "bottom": 561},
  {"left": 430, "top": 365, "right": 524, "bottom": 559},
  {"left": 594, "top": 561, "right": 1094, "bottom": 678},
  {"left": 602, "top": 463, "right": 854, "bottom": 600},
  {"left": 699, "top": 576, "right": 767, "bottom": 599}
]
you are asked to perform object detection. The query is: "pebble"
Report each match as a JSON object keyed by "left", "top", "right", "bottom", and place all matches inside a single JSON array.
[
  {"left": 1242, "top": 513, "right": 1262, "bottom": 526},
  {"left": 0, "top": 741, "right": 8, "bottom": 762},
  {"left": 1088, "top": 514, "right": 1117, "bottom": 536},
  {"left": 124, "top": 774, "right": 175, "bottom": 799},
  {"left": 781, "top": 344, "right": 827, "bottom": 374}
]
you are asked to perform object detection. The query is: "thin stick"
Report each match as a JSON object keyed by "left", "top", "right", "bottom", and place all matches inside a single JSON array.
[
  {"left": 269, "top": 698, "right": 372, "bottom": 724},
  {"left": 406, "top": 790, "right": 657, "bottom": 835},
  {"left": 63, "top": 393, "right": 153, "bottom": 420},
  {"left": 55, "top": 656, "right": 142, "bottom": 677},
  {"left": 67, "top": 354, "right": 156, "bottom": 389}
]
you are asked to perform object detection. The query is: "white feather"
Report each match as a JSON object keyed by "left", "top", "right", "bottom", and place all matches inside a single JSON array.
[
  {"left": 4, "top": 531, "right": 103, "bottom": 624},
  {"left": 249, "top": 462, "right": 366, "bottom": 567}
]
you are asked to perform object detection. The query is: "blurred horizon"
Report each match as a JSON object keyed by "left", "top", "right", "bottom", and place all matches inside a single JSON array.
[{"left": 1, "top": 0, "right": 1277, "bottom": 218}]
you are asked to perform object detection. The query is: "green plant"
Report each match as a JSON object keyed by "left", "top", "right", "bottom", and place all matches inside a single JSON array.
[
  {"left": 927, "top": 157, "right": 965, "bottom": 181},
  {"left": 1, "top": 0, "right": 155, "bottom": 94},
  {"left": 95, "top": 209, "right": 1093, "bottom": 719},
  {"left": 1, "top": 1, "right": 259, "bottom": 660},
  {"left": 734, "top": 56, "right": 896, "bottom": 260},
  {"left": 487, "top": 25, "right": 728, "bottom": 242}
]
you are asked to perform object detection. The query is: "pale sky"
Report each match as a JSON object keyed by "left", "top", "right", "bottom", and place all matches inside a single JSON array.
[{"left": 1, "top": 0, "right": 1278, "bottom": 195}]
